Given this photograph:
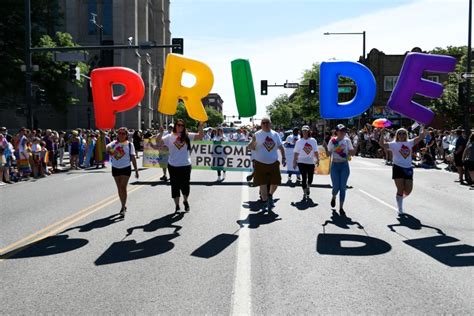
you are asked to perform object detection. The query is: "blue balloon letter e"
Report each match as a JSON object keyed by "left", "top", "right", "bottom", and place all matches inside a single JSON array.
[{"left": 320, "top": 61, "right": 376, "bottom": 119}]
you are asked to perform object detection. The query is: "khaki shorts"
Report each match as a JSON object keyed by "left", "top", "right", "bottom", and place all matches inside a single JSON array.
[{"left": 253, "top": 161, "right": 281, "bottom": 186}]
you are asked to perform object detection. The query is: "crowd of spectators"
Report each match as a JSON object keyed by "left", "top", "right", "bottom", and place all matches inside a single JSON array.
[{"left": 1, "top": 123, "right": 473, "bottom": 189}]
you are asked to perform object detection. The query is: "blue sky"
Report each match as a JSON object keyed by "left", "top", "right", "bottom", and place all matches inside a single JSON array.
[
  {"left": 170, "top": 0, "right": 467, "bottom": 120},
  {"left": 171, "top": 0, "right": 414, "bottom": 41}
]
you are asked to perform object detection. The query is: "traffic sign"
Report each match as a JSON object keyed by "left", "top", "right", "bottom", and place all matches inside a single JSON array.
[
  {"left": 338, "top": 87, "right": 352, "bottom": 93},
  {"left": 53, "top": 52, "right": 87, "bottom": 62},
  {"left": 283, "top": 82, "right": 299, "bottom": 88},
  {"left": 461, "top": 73, "right": 474, "bottom": 79}
]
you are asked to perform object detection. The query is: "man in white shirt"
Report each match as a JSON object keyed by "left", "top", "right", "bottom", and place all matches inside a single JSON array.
[{"left": 247, "top": 117, "right": 286, "bottom": 211}]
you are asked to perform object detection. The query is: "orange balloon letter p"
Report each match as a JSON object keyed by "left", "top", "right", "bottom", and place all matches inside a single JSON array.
[
  {"left": 158, "top": 54, "right": 214, "bottom": 122},
  {"left": 91, "top": 67, "right": 145, "bottom": 129}
]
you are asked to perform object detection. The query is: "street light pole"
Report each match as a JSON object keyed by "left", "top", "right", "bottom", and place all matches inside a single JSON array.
[
  {"left": 323, "top": 31, "right": 367, "bottom": 60},
  {"left": 465, "top": 0, "right": 472, "bottom": 132},
  {"left": 90, "top": 13, "right": 104, "bottom": 66},
  {"left": 24, "top": 0, "right": 33, "bottom": 129}
]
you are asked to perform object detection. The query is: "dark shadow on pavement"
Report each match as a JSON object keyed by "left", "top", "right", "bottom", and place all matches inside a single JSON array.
[
  {"left": 191, "top": 233, "right": 238, "bottom": 258},
  {"left": 242, "top": 199, "right": 280, "bottom": 212},
  {"left": 94, "top": 233, "right": 179, "bottom": 265},
  {"left": 130, "top": 180, "right": 334, "bottom": 188},
  {"left": 126, "top": 212, "right": 184, "bottom": 236},
  {"left": 1, "top": 235, "right": 88, "bottom": 259},
  {"left": 388, "top": 214, "right": 474, "bottom": 267},
  {"left": 237, "top": 210, "right": 281, "bottom": 229},
  {"left": 61, "top": 214, "right": 123, "bottom": 234},
  {"left": 322, "top": 210, "right": 364, "bottom": 230},
  {"left": 291, "top": 197, "right": 318, "bottom": 210},
  {"left": 316, "top": 233, "right": 391, "bottom": 256}
]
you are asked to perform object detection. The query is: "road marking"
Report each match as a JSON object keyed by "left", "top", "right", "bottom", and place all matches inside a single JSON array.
[
  {"left": 64, "top": 174, "right": 88, "bottom": 181},
  {"left": 358, "top": 189, "right": 398, "bottom": 211},
  {"left": 231, "top": 173, "right": 252, "bottom": 316},
  {"left": 0, "top": 174, "right": 159, "bottom": 259}
]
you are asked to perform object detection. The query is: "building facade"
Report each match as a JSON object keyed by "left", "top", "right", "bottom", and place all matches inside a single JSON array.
[
  {"left": 61, "top": 0, "right": 171, "bottom": 130},
  {"left": 202, "top": 93, "right": 224, "bottom": 114}
]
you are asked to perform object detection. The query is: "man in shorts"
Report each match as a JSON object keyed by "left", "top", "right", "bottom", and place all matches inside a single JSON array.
[{"left": 247, "top": 117, "right": 286, "bottom": 210}]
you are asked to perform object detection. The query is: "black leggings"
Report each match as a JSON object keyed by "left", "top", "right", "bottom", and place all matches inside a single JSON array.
[
  {"left": 297, "top": 163, "right": 315, "bottom": 189},
  {"left": 168, "top": 164, "right": 192, "bottom": 198}
]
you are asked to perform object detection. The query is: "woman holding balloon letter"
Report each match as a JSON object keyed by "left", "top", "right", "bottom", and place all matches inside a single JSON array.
[{"left": 379, "top": 126, "right": 427, "bottom": 215}]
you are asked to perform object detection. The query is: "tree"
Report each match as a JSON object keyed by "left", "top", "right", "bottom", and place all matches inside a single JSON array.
[
  {"left": 266, "top": 94, "right": 293, "bottom": 128},
  {"left": 0, "top": 0, "right": 86, "bottom": 111},
  {"left": 428, "top": 46, "right": 470, "bottom": 128},
  {"left": 204, "top": 106, "right": 224, "bottom": 127}
]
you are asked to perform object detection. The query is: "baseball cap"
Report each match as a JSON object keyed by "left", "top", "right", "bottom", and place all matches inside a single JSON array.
[
  {"left": 301, "top": 125, "right": 310, "bottom": 131},
  {"left": 335, "top": 124, "right": 346, "bottom": 131}
]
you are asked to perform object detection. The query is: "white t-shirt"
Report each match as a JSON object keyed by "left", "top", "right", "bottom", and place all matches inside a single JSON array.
[
  {"left": 388, "top": 140, "right": 414, "bottom": 168},
  {"left": 327, "top": 137, "right": 354, "bottom": 163},
  {"left": 294, "top": 137, "right": 319, "bottom": 165},
  {"left": 107, "top": 141, "right": 135, "bottom": 169},
  {"left": 254, "top": 130, "right": 282, "bottom": 164},
  {"left": 213, "top": 135, "right": 228, "bottom": 142},
  {"left": 285, "top": 134, "right": 300, "bottom": 147},
  {"left": 162, "top": 133, "right": 196, "bottom": 167}
]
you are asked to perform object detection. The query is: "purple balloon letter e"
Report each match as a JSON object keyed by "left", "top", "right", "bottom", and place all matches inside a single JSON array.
[
  {"left": 387, "top": 52, "right": 456, "bottom": 125},
  {"left": 320, "top": 61, "right": 376, "bottom": 119}
]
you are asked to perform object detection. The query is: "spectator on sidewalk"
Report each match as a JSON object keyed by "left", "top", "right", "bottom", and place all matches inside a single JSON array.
[
  {"left": 462, "top": 133, "right": 474, "bottom": 189},
  {"left": 454, "top": 129, "right": 467, "bottom": 184}
]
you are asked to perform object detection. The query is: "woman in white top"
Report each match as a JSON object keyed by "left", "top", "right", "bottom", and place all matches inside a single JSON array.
[
  {"left": 327, "top": 124, "right": 355, "bottom": 214},
  {"left": 379, "top": 126, "right": 427, "bottom": 215},
  {"left": 293, "top": 125, "right": 319, "bottom": 200},
  {"left": 106, "top": 127, "right": 139, "bottom": 217},
  {"left": 156, "top": 119, "right": 204, "bottom": 212}
]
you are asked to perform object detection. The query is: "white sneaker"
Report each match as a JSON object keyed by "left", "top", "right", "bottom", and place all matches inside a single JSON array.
[
  {"left": 398, "top": 209, "right": 404, "bottom": 215},
  {"left": 0, "top": 182, "right": 5, "bottom": 186},
  {"left": 217, "top": 176, "right": 221, "bottom": 181},
  {"left": 222, "top": 173, "right": 226, "bottom": 180}
]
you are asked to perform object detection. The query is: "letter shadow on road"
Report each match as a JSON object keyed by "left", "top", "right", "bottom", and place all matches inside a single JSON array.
[
  {"left": 95, "top": 212, "right": 184, "bottom": 265},
  {"left": 1, "top": 235, "right": 89, "bottom": 259},
  {"left": 317, "top": 210, "right": 392, "bottom": 256},
  {"left": 1, "top": 214, "right": 126, "bottom": 260},
  {"left": 388, "top": 214, "right": 474, "bottom": 267}
]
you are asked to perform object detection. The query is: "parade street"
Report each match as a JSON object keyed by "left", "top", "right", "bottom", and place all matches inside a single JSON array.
[{"left": 1, "top": 157, "right": 473, "bottom": 314}]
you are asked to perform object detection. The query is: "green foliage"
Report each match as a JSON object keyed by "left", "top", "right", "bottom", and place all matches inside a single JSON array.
[
  {"left": 266, "top": 94, "right": 294, "bottom": 128},
  {"left": 33, "top": 32, "right": 89, "bottom": 112},
  {"left": 427, "top": 46, "right": 471, "bottom": 127},
  {"left": 0, "top": 0, "right": 85, "bottom": 112},
  {"left": 174, "top": 101, "right": 224, "bottom": 130}
]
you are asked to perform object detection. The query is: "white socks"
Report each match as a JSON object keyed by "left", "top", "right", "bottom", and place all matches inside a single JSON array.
[{"left": 396, "top": 195, "right": 404, "bottom": 214}]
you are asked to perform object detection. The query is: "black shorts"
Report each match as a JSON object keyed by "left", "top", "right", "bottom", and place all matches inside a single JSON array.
[
  {"left": 454, "top": 154, "right": 464, "bottom": 167},
  {"left": 464, "top": 160, "right": 474, "bottom": 171},
  {"left": 112, "top": 166, "right": 132, "bottom": 177},
  {"left": 392, "top": 164, "right": 413, "bottom": 180}
]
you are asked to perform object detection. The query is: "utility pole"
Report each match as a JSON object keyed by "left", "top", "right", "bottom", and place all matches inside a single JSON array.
[
  {"left": 24, "top": 0, "right": 33, "bottom": 129},
  {"left": 465, "top": 0, "right": 472, "bottom": 132}
]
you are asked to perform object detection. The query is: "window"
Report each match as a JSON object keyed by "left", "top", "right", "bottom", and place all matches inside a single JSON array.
[
  {"left": 384, "top": 76, "right": 398, "bottom": 91},
  {"left": 102, "top": 0, "right": 113, "bottom": 36},
  {"left": 87, "top": 0, "right": 97, "bottom": 35},
  {"left": 427, "top": 75, "right": 439, "bottom": 83}
]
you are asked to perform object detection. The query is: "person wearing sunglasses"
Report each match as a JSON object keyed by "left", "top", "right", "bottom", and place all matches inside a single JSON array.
[
  {"left": 379, "top": 126, "right": 427, "bottom": 215},
  {"left": 247, "top": 117, "right": 286, "bottom": 211},
  {"left": 155, "top": 119, "right": 204, "bottom": 213},
  {"left": 106, "top": 127, "right": 139, "bottom": 217},
  {"left": 327, "top": 124, "right": 355, "bottom": 215}
]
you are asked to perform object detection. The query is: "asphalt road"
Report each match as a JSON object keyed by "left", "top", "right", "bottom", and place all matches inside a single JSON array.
[{"left": 1, "top": 156, "right": 473, "bottom": 314}]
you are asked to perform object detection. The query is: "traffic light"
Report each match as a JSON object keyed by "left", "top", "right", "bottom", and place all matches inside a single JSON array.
[
  {"left": 36, "top": 89, "right": 46, "bottom": 105},
  {"left": 459, "top": 82, "right": 468, "bottom": 104},
  {"left": 261, "top": 80, "right": 268, "bottom": 95},
  {"left": 172, "top": 38, "right": 184, "bottom": 54},
  {"left": 309, "top": 79, "right": 316, "bottom": 95},
  {"left": 68, "top": 64, "right": 80, "bottom": 81}
]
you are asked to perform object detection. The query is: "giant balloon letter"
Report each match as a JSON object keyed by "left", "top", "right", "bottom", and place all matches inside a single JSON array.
[
  {"left": 320, "top": 61, "right": 376, "bottom": 119},
  {"left": 387, "top": 52, "right": 456, "bottom": 125},
  {"left": 231, "top": 59, "right": 257, "bottom": 117},
  {"left": 158, "top": 54, "right": 214, "bottom": 122},
  {"left": 91, "top": 67, "right": 145, "bottom": 129}
]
